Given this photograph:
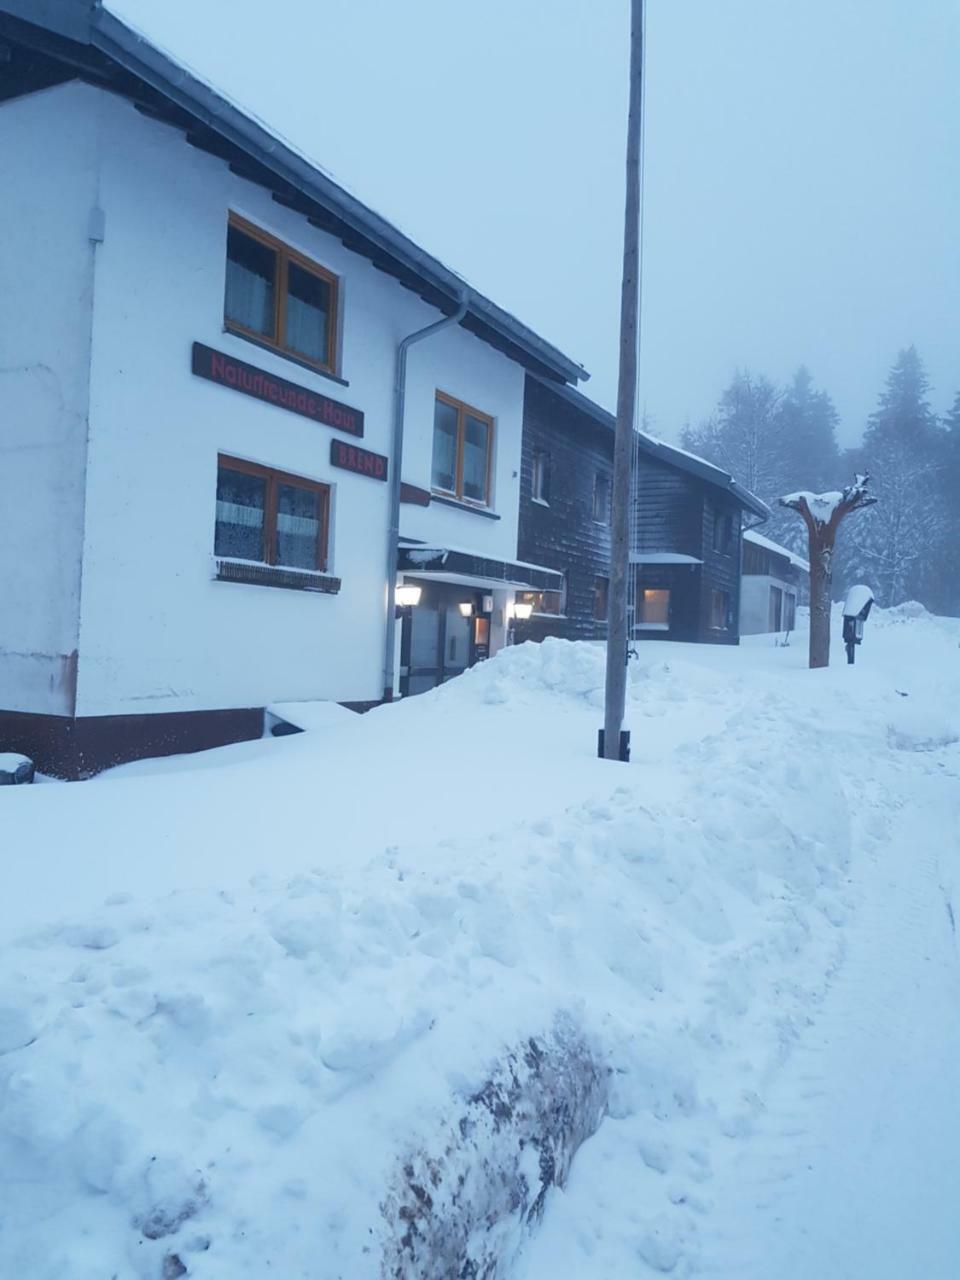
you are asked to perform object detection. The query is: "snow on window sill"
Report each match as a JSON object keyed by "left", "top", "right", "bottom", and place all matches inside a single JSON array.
[{"left": 214, "top": 559, "right": 341, "bottom": 594}]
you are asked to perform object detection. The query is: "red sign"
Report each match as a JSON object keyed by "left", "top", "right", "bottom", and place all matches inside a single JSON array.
[
  {"left": 192, "top": 342, "right": 363, "bottom": 437},
  {"left": 330, "top": 438, "right": 388, "bottom": 481}
]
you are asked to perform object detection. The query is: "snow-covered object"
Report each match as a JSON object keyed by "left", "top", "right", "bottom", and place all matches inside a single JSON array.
[
  {"left": 780, "top": 474, "right": 874, "bottom": 528},
  {"left": 0, "top": 753, "right": 34, "bottom": 785},
  {"left": 742, "top": 528, "right": 810, "bottom": 574},
  {"left": 843, "top": 584, "right": 875, "bottom": 618},
  {"left": 2, "top": 613, "right": 959, "bottom": 1277},
  {"left": 780, "top": 489, "right": 844, "bottom": 524}
]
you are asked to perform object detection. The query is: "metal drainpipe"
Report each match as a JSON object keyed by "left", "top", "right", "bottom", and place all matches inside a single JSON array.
[{"left": 382, "top": 289, "right": 470, "bottom": 700}]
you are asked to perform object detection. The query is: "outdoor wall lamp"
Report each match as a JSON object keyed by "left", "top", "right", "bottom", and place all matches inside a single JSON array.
[
  {"left": 512, "top": 602, "right": 534, "bottom": 621},
  {"left": 458, "top": 601, "right": 474, "bottom": 618},
  {"left": 395, "top": 584, "right": 422, "bottom": 612}
]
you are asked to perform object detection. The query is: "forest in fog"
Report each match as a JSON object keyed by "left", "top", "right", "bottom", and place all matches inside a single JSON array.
[{"left": 681, "top": 347, "right": 959, "bottom": 614}]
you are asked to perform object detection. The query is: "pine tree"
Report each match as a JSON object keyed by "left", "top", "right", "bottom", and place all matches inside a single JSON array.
[
  {"left": 767, "top": 367, "right": 841, "bottom": 554},
  {"left": 682, "top": 370, "right": 785, "bottom": 501},
  {"left": 845, "top": 348, "right": 945, "bottom": 607},
  {"left": 931, "top": 390, "right": 960, "bottom": 614}
]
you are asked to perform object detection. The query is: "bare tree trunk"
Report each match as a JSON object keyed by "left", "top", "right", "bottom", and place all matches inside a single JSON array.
[
  {"left": 780, "top": 476, "right": 877, "bottom": 671},
  {"left": 808, "top": 531, "right": 836, "bottom": 669},
  {"left": 603, "top": 0, "right": 644, "bottom": 760}
]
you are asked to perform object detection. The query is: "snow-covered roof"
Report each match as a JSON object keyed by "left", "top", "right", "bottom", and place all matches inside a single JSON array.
[
  {"left": 529, "top": 376, "right": 769, "bottom": 519},
  {"left": 629, "top": 553, "right": 704, "bottom": 566},
  {"left": 1, "top": 0, "right": 586, "bottom": 387},
  {"left": 743, "top": 529, "right": 810, "bottom": 574},
  {"left": 780, "top": 490, "right": 844, "bottom": 525}
]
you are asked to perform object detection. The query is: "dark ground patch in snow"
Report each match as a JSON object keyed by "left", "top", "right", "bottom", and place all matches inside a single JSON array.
[{"left": 381, "top": 1020, "right": 608, "bottom": 1279}]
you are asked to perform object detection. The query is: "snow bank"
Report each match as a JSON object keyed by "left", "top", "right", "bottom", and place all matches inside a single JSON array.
[{"left": 2, "top": 612, "right": 958, "bottom": 1277}]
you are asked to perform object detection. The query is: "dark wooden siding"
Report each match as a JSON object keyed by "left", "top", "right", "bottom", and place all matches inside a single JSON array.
[
  {"left": 693, "top": 496, "right": 742, "bottom": 645},
  {"left": 518, "top": 377, "right": 747, "bottom": 647},
  {"left": 516, "top": 378, "right": 613, "bottom": 642}
]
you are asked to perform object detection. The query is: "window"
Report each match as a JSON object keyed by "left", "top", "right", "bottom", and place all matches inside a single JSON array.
[
  {"left": 516, "top": 578, "right": 565, "bottom": 617},
  {"left": 215, "top": 456, "right": 330, "bottom": 572},
  {"left": 431, "top": 393, "right": 494, "bottom": 506},
  {"left": 532, "top": 450, "right": 551, "bottom": 504},
  {"left": 593, "top": 472, "right": 611, "bottom": 523},
  {"left": 784, "top": 591, "right": 797, "bottom": 632},
  {"left": 713, "top": 511, "right": 734, "bottom": 554},
  {"left": 225, "top": 214, "right": 339, "bottom": 374},
  {"left": 594, "top": 575, "right": 609, "bottom": 622},
  {"left": 637, "top": 587, "right": 670, "bottom": 630},
  {"left": 710, "top": 589, "right": 731, "bottom": 630}
]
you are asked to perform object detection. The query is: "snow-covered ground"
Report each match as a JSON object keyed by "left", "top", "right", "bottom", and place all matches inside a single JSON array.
[{"left": 2, "top": 605, "right": 959, "bottom": 1278}]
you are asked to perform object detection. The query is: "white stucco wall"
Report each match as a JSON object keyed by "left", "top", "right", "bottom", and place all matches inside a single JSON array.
[
  {"left": 740, "top": 574, "right": 798, "bottom": 635},
  {"left": 72, "top": 88, "right": 528, "bottom": 716},
  {"left": 0, "top": 83, "right": 100, "bottom": 715}
]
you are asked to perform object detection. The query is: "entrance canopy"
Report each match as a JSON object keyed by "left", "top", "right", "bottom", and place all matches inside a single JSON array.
[{"left": 397, "top": 541, "right": 563, "bottom": 593}]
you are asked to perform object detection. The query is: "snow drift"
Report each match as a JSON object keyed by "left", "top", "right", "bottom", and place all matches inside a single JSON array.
[{"left": 2, "top": 611, "right": 958, "bottom": 1278}]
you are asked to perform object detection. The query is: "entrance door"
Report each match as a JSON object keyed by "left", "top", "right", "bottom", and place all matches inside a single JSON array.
[
  {"left": 407, "top": 602, "right": 443, "bottom": 696},
  {"left": 399, "top": 581, "right": 487, "bottom": 695},
  {"left": 769, "top": 585, "right": 783, "bottom": 631},
  {"left": 441, "top": 605, "right": 471, "bottom": 683}
]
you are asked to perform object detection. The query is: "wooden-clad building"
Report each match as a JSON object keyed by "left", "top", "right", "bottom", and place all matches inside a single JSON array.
[{"left": 517, "top": 377, "right": 768, "bottom": 646}]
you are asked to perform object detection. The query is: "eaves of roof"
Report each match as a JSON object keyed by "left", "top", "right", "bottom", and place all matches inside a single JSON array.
[
  {"left": 0, "top": 0, "right": 588, "bottom": 387},
  {"left": 529, "top": 374, "right": 770, "bottom": 520}
]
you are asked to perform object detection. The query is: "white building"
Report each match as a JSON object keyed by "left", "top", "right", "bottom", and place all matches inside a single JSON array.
[
  {"left": 740, "top": 530, "right": 810, "bottom": 636},
  {"left": 0, "top": 0, "right": 584, "bottom": 776}
]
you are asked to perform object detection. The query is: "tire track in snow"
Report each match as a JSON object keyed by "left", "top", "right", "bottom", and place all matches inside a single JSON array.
[{"left": 698, "top": 749, "right": 960, "bottom": 1280}]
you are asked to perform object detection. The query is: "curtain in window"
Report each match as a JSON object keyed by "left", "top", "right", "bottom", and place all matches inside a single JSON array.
[
  {"left": 225, "top": 227, "right": 276, "bottom": 337},
  {"left": 277, "top": 484, "right": 321, "bottom": 569},
  {"left": 462, "top": 414, "right": 490, "bottom": 502},
  {"left": 285, "top": 262, "right": 330, "bottom": 363},
  {"left": 215, "top": 468, "right": 266, "bottom": 561},
  {"left": 432, "top": 400, "right": 458, "bottom": 492},
  {"left": 640, "top": 589, "right": 670, "bottom": 626}
]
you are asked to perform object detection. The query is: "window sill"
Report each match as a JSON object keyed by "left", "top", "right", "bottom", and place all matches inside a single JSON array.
[
  {"left": 215, "top": 559, "right": 341, "bottom": 593},
  {"left": 429, "top": 492, "right": 501, "bottom": 521},
  {"left": 635, "top": 622, "right": 669, "bottom": 631},
  {"left": 223, "top": 325, "right": 350, "bottom": 388}
]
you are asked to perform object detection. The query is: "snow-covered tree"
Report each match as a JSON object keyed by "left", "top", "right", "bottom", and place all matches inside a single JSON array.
[
  {"left": 767, "top": 367, "right": 842, "bottom": 553},
  {"left": 682, "top": 370, "right": 786, "bottom": 500},
  {"left": 781, "top": 476, "right": 877, "bottom": 669},
  {"left": 844, "top": 348, "right": 946, "bottom": 607}
]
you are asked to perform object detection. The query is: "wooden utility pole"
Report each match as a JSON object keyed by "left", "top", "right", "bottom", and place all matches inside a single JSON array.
[
  {"left": 603, "top": 0, "right": 644, "bottom": 760},
  {"left": 780, "top": 475, "right": 877, "bottom": 669}
]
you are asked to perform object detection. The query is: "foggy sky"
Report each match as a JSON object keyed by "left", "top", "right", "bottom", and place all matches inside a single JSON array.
[{"left": 111, "top": 0, "right": 959, "bottom": 445}]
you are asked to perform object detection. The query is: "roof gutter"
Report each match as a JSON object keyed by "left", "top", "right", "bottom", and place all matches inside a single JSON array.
[
  {"left": 382, "top": 290, "right": 470, "bottom": 701},
  {"left": 79, "top": 7, "right": 584, "bottom": 386}
]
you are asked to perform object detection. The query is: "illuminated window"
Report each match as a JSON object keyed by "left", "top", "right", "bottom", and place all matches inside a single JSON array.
[{"left": 637, "top": 588, "right": 670, "bottom": 630}]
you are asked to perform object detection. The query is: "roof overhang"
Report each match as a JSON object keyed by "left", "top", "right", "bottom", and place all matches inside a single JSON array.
[
  {"left": 630, "top": 553, "right": 703, "bottom": 566},
  {"left": 397, "top": 545, "right": 563, "bottom": 593},
  {"left": 0, "top": 0, "right": 587, "bottom": 387},
  {"left": 527, "top": 374, "right": 770, "bottom": 519}
]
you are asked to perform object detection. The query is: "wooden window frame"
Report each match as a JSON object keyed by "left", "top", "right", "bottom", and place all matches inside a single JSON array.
[
  {"left": 713, "top": 511, "right": 734, "bottom": 554},
  {"left": 709, "top": 588, "right": 731, "bottom": 630},
  {"left": 225, "top": 213, "right": 340, "bottom": 375},
  {"left": 594, "top": 575, "right": 609, "bottom": 622},
  {"left": 432, "top": 391, "right": 496, "bottom": 508},
  {"left": 592, "top": 471, "right": 611, "bottom": 524},
  {"left": 531, "top": 449, "right": 551, "bottom": 505},
  {"left": 216, "top": 454, "right": 331, "bottom": 572},
  {"left": 637, "top": 587, "right": 671, "bottom": 631}
]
